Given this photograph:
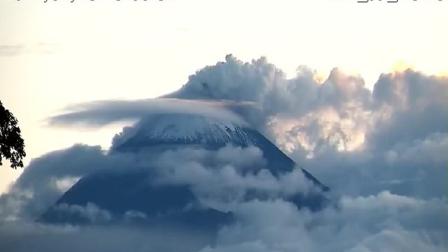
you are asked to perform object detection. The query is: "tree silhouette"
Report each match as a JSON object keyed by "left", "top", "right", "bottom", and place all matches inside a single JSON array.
[{"left": 0, "top": 101, "right": 25, "bottom": 168}]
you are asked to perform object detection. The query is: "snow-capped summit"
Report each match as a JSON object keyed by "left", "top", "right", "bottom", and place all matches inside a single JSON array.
[
  {"left": 41, "top": 112, "right": 329, "bottom": 229},
  {"left": 111, "top": 113, "right": 254, "bottom": 150},
  {"left": 110, "top": 113, "right": 319, "bottom": 179}
]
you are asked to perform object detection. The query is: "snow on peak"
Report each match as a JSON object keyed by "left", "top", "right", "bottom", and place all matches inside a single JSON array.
[{"left": 112, "top": 113, "right": 253, "bottom": 149}]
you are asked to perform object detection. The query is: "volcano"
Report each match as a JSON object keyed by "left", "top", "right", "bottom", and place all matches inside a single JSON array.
[{"left": 41, "top": 113, "right": 329, "bottom": 229}]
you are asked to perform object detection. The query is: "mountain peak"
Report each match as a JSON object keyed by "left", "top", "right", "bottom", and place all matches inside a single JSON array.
[
  {"left": 111, "top": 113, "right": 254, "bottom": 151},
  {"left": 41, "top": 112, "right": 330, "bottom": 228}
]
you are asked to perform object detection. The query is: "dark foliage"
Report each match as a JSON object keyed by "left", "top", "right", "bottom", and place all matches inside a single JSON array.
[{"left": 0, "top": 101, "right": 25, "bottom": 168}]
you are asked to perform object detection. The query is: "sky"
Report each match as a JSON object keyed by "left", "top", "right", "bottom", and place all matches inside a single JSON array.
[
  {"left": 1, "top": 0, "right": 448, "bottom": 191},
  {"left": 0, "top": 1, "right": 448, "bottom": 251}
]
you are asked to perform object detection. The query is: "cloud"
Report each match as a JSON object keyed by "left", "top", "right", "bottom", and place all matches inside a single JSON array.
[
  {"left": 165, "top": 56, "right": 448, "bottom": 199},
  {"left": 0, "top": 142, "right": 317, "bottom": 222},
  {"left": 201, "top": 193, "right": 448, "bottom": 252},
  {"left": 0, "top": 144, "right": 173, "bottom": 221},
  {"left": 151, "top": 146, "right": 316, "bottom": 212},
  {"left": 277, "top": 70, "right": 448, "bottom": 199},
  {"left": 0, "top": 145, "right": 124, "bottom": 220},
  {"left": 369, "top": 70, "right": 448, "bottom": 150},
  {"left": 0, "top": 142, "right": 323, "bottom": 252},
  {"left": 48, "top": 203, "right": 113, "bottom": 224},
  {"left": 48, "top": 98, "right": 253, "bottom": 128},
  {"left": 1, "top": 193, "right": 446, "bottom": 252},
  {"left": 169, "top": 55, "right": 372, "bottom": 118},
  {"left": 0, "top": 222, "right": 213, "bottom": 252},
  {"left": 1, "top": 55, "right": 447, "bottom": 251}
]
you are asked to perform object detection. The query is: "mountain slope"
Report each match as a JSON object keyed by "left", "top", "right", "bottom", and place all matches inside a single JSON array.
[
  {"left": 112, "top": 114, "right": 328, "bottom": 189},
  {"left": 41, "top": 113, "right": 329, "bottom": 228}
]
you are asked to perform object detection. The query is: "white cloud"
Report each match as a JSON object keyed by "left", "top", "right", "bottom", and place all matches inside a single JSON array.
[
  {"left": 1, "top": 56, "right": 447, "bottom": 251},
  {"left": 202, "top": 192, "right": 448, "bottom": 252},
  {"left": 152, "top": 146, "right": 315, "bottom": 212}
]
